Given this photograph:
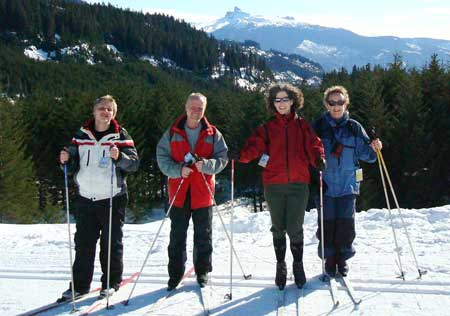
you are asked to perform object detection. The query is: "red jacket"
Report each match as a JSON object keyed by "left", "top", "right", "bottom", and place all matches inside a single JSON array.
[
  {"left": 168, "top": 115, "right": 216, "bottom": 209},
  {"left": 240, "top": 112, "right": 324, "bottom": 185}
]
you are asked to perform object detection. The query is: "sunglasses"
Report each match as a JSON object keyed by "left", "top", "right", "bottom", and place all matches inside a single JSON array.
[
  {"left": 327, "top": 100, "right": 346, "bottom": 106},
  {"left": 274, "top": 97, "right": 291, "bottom": 103}
]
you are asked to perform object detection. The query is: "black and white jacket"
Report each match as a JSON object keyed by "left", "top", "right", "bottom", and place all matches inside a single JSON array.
[{"left": 64, "top": 118, "right": 139, "bottom": 201}]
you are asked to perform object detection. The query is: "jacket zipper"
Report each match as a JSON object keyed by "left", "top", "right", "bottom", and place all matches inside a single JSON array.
[
  {"left": 285, "top": 124, "right": 290, "bottom": 182},
  {"left": 86, "top": 150, "right": 90, "bottom": 166}
]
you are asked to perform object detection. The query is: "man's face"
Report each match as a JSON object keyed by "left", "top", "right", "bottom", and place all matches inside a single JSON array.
[
  {"left": 186, "top": 98, "right": 206, "bottom": 122},
  {"left": 93, "top": 101, "right": 115, "bottom": 124}
]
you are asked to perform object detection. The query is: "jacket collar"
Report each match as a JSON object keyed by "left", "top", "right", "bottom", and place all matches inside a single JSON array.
[
  {"left": 82, "top": 118, "right": 120, "bottom": 133},
  {"left": 172, "top": 114, "right": 214, "bottom": 136},
  {"left": 325, "top": 111, "right": 349, "bottom": 128},
  {"left": 274, "top": 111, "right": 296, "bottom": 124}
]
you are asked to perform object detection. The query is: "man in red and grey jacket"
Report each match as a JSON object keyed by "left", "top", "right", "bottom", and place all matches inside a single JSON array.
[{"left": 156, "top": 92, "right": 228, "bottom": 290}]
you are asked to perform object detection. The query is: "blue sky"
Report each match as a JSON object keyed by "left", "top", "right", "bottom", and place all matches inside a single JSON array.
[{"left": 84, "top": 0, "right": 450, "bottom": 40}]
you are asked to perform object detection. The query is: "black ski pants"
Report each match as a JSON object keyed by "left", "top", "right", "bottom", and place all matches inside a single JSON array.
[
  {"left": 71, "top": 194, "right": 127, "bottom": 292},
  {"left": 315, "top": 194, "right": 356, "bottom": 260},
  {"left": 168, "top": 193, "right": 213, "bottom": 280}
]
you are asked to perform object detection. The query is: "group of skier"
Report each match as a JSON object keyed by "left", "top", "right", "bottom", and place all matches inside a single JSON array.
[{"left": 58, "top": 83, "right": 382, "bottom": 301}]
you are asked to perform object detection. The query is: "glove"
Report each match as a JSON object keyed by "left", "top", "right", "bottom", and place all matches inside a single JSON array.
[
  {"left": 228, "top": 150, "right": 240, "bottom": 161},
  {"left": 368, "top": 126, "right": 378, "bottom": 141},
  {"left": 316, "top": 156, "right": 327, "bottom": 171}
]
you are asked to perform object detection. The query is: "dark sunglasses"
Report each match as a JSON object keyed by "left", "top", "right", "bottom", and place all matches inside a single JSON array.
[
  {"left": 327, "top": 100, "right": 346, "bottom": 106},
  {"left": 274, "top": 97, "right": 291, "bottom": 103}
]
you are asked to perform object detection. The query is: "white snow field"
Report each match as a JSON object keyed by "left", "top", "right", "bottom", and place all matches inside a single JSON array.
[{"left": 1, "top": 200, "right": 449, "bottom": 316}]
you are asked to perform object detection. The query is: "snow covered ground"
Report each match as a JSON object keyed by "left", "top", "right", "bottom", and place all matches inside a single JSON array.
[{"left": 1, "top": 199, "right": 450, "bottom": 316}]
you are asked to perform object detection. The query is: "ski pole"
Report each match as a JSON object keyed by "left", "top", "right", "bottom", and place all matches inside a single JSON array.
[
  {"left": 377, "top": 150, "right": 426, "bottom": 278},
  {"left": 123, "top": 178, "right": 185, "bottom": 306},
  {"left": 63, "top": 164, "right": 78, "bottom": 312},
  {"left": 225, "top": 159, "right": 235, "bottom": 300},
  {"left": 106, "top": 160, "right": 114, "bottom": 309},
  {"left": 199, "top": 171, "right": 252, "bottom": 280},
  {"left": 376, "top": 150, "right": 405, "bottom": 279},
  {"left": 319, "top": 171, "right": 326, "bottom": 279}
]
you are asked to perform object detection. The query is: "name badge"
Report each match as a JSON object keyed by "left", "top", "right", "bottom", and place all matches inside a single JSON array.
[
  {"left": 356, "top": 168, "right": 363, "bottom": 182},
  {"left": 99, "top": 157, "right": 110, "bottom": 168},
  {"left": 258, "top": 154, "right": 270, "bottom": 168}
]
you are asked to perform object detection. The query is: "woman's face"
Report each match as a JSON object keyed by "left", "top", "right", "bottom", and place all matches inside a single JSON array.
[
  {"left": 274, "top": 91, "right": 293, "bottom": 115},
  {"left": 326, "top": 92, "right": 347, "bottom": 120}
]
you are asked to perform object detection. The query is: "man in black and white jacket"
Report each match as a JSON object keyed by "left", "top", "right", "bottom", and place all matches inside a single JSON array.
[{"left": 59, "top": 95, "right": 139, "bottom": 300}]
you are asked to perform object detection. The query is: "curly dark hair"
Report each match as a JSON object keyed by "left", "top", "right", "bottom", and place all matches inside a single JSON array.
[{"left": 266, "top": 83, "right": 304, "bottom": 114}]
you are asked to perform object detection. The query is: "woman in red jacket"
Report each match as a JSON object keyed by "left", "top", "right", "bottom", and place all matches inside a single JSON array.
[{"left": 239, "top": 83, "right": 325, "bottom": 290}]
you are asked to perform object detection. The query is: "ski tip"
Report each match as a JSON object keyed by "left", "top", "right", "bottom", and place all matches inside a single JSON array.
[{"left": 244, "top": 274, "right": 252, "bottom": 280}]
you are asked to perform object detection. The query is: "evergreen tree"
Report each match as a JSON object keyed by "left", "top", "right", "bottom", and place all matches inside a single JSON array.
[
  {"left": 421, "top": 55, "right": 450, "bottom": 205},
  {"left": 0, "top": 99, "right": 39, "bottom": 223}
]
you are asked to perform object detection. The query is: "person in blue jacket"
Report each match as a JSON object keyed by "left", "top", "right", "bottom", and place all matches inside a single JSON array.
[{"left": 313, "top": 85, "right": 382, "bottom": 277}]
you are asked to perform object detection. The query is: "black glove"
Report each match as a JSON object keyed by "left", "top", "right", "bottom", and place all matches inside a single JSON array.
[
  {"left": 228, "top": 150, "right": 240, "bottom": 161},
  {"left": 368, "top": 126, "right": 378, "bottom": 141},
  {"left": 316, "top": 156, "right": 327, "bottom": 171}
]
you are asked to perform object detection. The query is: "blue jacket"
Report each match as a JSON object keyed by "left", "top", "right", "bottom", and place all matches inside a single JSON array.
[{"left": 313, "top": 112, "right": 376, "bottom": 197}]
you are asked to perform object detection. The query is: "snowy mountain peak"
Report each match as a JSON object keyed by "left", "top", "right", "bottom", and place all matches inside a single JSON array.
[
  {"left": 200, "top": 7, "right": 308, "bottom": 33},
  {"left": 224, "top": 7, "right": 250, "bottom": 20}
]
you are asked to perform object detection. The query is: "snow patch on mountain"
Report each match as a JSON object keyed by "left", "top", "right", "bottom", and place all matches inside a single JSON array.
[
  {"left": 297, "top": 40, "right": 340, "bottom": 57},
  {"left": 61, "top": 43, "right": 95, "bottom": 64},
  {"left": 140, "top": 55, "right": 160, "bottom": 67},
  {"left": 24, "top": 46, "right": 54, "bottom": 61},
  {"left": 104, "top": 44, "right": 122, "bottom": 62},
  {"left": 405, "top": 42, "right": 421, "bottom": 51}
]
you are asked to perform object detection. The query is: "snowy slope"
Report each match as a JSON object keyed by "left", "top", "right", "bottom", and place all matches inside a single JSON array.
[{"left": 1, "top": 200, "right": 450, "bottom": 316}]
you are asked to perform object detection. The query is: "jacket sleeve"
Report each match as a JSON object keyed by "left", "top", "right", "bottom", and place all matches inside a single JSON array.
[
  {"left": 116, "top": 128, "right": 139, "bottom": 173},
  {"left": 239, "top": 125, "right": 268, "bottom": 163},
  {"left": 201, "top": 129, "right": 229, "bottom": 175},
  {"left": 156, "top": 128, "right": 183, "bottom": 178},
  {"left": 60, "top": 132, "right": 80, "bottom": 175},
  {"left": 303, "top": 120, "right": 325, "bottom": 167},
  {"left": 355, "top": 124, "right": 377, "bottom": 163}
]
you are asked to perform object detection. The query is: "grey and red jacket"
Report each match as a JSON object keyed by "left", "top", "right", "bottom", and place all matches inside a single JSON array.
[
  {"left": 156, "top": 115, "right": 228, "bottom": 209},
  {"left": 64, "top": 118, "right": 139, "bottom": 201},
  {"left": 239, "top": 112, "right": 324, "bottom": 185}
]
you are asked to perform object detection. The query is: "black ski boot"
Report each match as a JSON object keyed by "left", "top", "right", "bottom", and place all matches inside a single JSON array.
[
  {"left": 273, "top": 237, "right": 287, "bottom": 290},
  {"left": 58, "top": 288, "right": 89, "bottom": 303},
  {"left": 325, "top": 256, "right": 336, "bottom": 277},
  {"left": 167, "top": 277, "right": 182, "bottom": 291},
  {"left": 290, "top": 241, "right": 306, "bottom": 288},
  {"left": 275, "top": 262, "right": 287, "bottom": 290},
  {"left": 337, "top": 258, "right": 349, "bottom": 277},
  {"left": 293, "top": 262, "right": 306, "bottom": 288},
  {"left": 197, "top": 273, "right": 209, "bottom": 288}
]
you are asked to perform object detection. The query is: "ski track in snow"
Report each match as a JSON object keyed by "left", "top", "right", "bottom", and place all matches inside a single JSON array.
[{"left": 1, "top": 201, "right": 450, "bottom": 315}]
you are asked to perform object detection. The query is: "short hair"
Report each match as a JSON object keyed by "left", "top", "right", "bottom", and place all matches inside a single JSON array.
[
  {"left": 185, "top": 92, "right": 207, "bottom": 107},
  {"left": 94, "top": 95, "right": 118, "bottom": 115},
  {"left": 266, "top": 83, "right": 304, "bottom": 113},
  {"left": 323, "top": 85, "right": 350, "bottom": 108}
]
